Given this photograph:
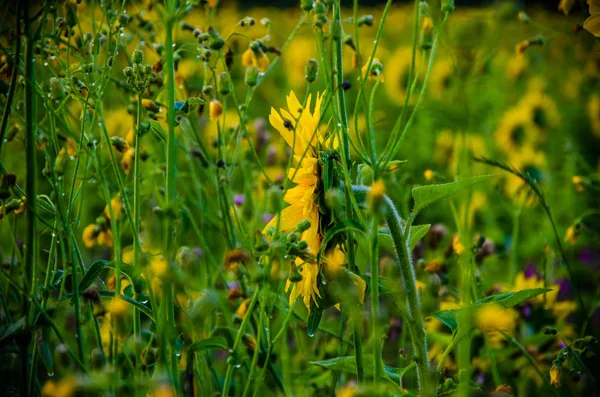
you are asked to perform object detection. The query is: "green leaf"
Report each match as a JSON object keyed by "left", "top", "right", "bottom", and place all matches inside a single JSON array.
[
  {"left": 149, "top": 119, "right": 166, "bottom": 142},
  {"left": 310, "top": 355, "right": 407, "bottom": 383},
  {"left": 187, "top": 97, "right": 205, "bottom": 105},
  {"left": 432, "top": 288, "right": 552, "bottom": 331},
  {"left": 307, "top": 307, "right": 323, "bottom": 337},
  {"left": 409, "top": 224, "right": 431, "bottom": 250},
  {"left": 412, "top": 175, "right": 495, "bottom": 213},
  {"left": 188, "top": 336, "right": 228, "bottom": 354},
  {"left": 78, "top": 260, "right": 112, "bottom": 293}
]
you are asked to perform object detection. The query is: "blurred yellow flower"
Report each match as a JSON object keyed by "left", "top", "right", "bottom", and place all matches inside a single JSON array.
[
  {"left": 104, "top": 197, "right": 122, "bottom": 221},
  {"left": 210, "top": 99, "right": 224, "bottom": 121},
  {"left": 385, "top": 47, "right": 422, "bottom": 105},
  {"left": 429, "top": 58, "right": 453, "bottom": 99},
  {"left": 550, "top": 363, "right": 562, "bottom": 388},
  {"left": 558, "top": 0, "right": 576, "bottom": 15},
  {"left": 474, "top": 304, "right": 518, "bottom": 345},
  {"left": 587, "top": 94, "right": 600, "bottom": 136},
  {"left": 242, "top": 46, "right": 270, "bottom": 72}
]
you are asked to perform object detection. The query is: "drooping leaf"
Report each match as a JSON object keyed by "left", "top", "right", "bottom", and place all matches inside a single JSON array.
[
  {"left": 409, "top": 224, "right": 431, "bottom": 250},
  {"left": 432, "top": 288, "right": 552, "bottom": 331},
  {"left": 412, "top": 175, "right": 495, "bottom": 213},
  {"left": 188, "top": 336, "right": 228, "bottom": 355},
  {"left": 78, "top": 260, "right": 111, "bottom": 293},
  {"left": 310, "top": 355, "right": 407, "bottom": 383}
]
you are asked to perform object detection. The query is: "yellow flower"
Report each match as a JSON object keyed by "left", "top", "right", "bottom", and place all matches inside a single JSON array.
[
  {"left": 42, "top": 378, "right": 76, "bottom": 397},
  {"left": 564, "top": 225, "right": 579, "bottom": 244},
  {"left": 424, "top": 258, "right": 442, "bottom": 273},
  {"left": 511, "top": 272, "right": 559, "bottom": 306},
  {"left": 385, "top": 47, "right": 422, "bottom": 105},
  {"left": 452, "top": 235, "right": 464, "bottom": 256},
  {"left": 82, "top": 224, "right": 99, "bottom": 248},
  {"left": 587, "top": 94, "right": 600, "bottom": 136},
  {"left": 552, "top": 300, "right": 577, "bottom": 323},
  {"left": 242, "top": 47, "right": 269, "bottom": 72},
  {"left": 474, "top": 304, "right": 518, "bottom": 346},
  {"left": 108, "top": 297, "right": 129, "bottom": 318},
  {"left": 337, "top": 383, "right": 357, "bottom": 397},
  {"left": 104, "top": 197, "right": 122, "bottom": 221},
  {"left": 209, "top": 99, "right": 224, "bottom": 121},
  {"left": 150, "top": 383, "right": 177, "bottom": 397},
  {"left": 236, "top": 298, "right": 251, "bottom": 319},
  {"left": 263, "top": 91, "right": 329, "bottom": 310},
  {"left": 583, "top": 0, "right": 600, "bottom": 37},
  {"left": 519, "top": 87, "right": 560, "bottom": 128},
  {"left": 121, "top": 148, "right": 135, "bottom": 174},
  {"left": 429, "top": 58, "right": 453, "bottom": 99},
  {"left": 494, "top": 108, "right": 541, "bottom": 157},
  {"left": 361, "top": 57, "right": 384, "bottom": 82},
  {"left": 550, "top": 364, "right": 562, "bottom": 388},
  {"left": 506, "top": 54, "right": 528, "bottom": 80},
  {"left": 150, "top": 255, "right": 168, "bottom": 278},
  {"left": 558, "top": 0, "right": 576, "bottom": 15},
  {"left": 96, "top": 229, "right": 114, "bottom": 247},
  {"left": 424, "top": 169, "right": 434, "bottom": 181}
]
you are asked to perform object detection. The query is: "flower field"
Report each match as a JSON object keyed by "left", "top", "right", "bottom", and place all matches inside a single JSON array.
[{"left": 0, "top": 0, "right": 599, "bottom": 396}]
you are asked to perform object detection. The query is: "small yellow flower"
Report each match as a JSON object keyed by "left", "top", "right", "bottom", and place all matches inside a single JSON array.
[
  {"left": 474, "top": 304, "right": 518, "bottom": 345},
  {"left": 236, "top": 298, "right": 251, "bottom": 319},
  {"left": 361, "top": 57, "right": 384, "bottom": 82},
  {"left": 209, "top": 99, "right": 224, "bottom": 121},
  {"left": 121, "top": 148, "right": 135, "bottom": 174},
  {"left": 452, "top": 235, "right": 464, "bottom": 256},
  {"left": 109, "top": 297, "right": 129, "bottom": 318},
  {"left": 424, "top": 258, "right": 442, "bottom": 273},
  {"left": 424, "top": 169, "right": 434, "bottom": 181},
  {"left": 151, "top": 383, "right": 176, "bottom": 397},
  {"left": 550, "top": 363, "right": 562, "bottom": 388},
  {"left": 82, "top": 224, "right": 100, "bottom": 248},
  {"left": 43, "top": 377, "right": 76, "bottom": 397},
  {"left": 242, "top": 47, "right": 269, "bottom": 72},
  {"left": 564, "top": 225, "right": 579, "bottom": 245},
  {"left": 369, "top": 179, "right": 386, "bottom": 200},
  {"left": 150, "top": 256, "right": 168, "bottom": 278},
  {"left": 97, "top": 229, "right": 114, "bottom": 248},
  {"left": 558, "top": 0, "right": 576, "bottom": 15},
  {"left": 104, "top": 197, "right": 122, "bottom": 221}
]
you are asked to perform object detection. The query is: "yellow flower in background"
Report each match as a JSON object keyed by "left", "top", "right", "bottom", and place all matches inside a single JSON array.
[
  {"left": 511, "top": 271, "right": 559, "bottom": 306},
  {"left": 282, "top": 37, "right": 317, "bottom": 89},
  {"left": 209, "top": 99, "right": 224, "bottom": 121},
  {"left": 494, "top": 108, "right": 541, "bottom": 157},
  {"left": 558, "top": 0, "right": 576, "bottom": 15},
  {"left": 41, "top": 377, "right": 76, "bottom": 397},
  {"left": 564, "top": 225, "right": 580, "bottom": 244},
  {"left": 385, "top": 47, "right": 422, "bottom": 105},
  {"left": 583, "top": 0, "right": 600, "bottom": 37},
  {"left": 242, "top": 45, "right": 270, "bottom": 72},
  {"left": 550, "top": 363, "right": 562, "bottom": 388},
  {"left": 104, "top": 197, "right": 122, "bottom": 221},
  {"left": 474, "top": 304, "right": 518, "bottom": 346},
  {"left": 452, "top": 235, "right": 464, "bottom": 255},
  {"left": 429, "top": 58, "right": 454, "bottom": 99},
  {"left": 506, "top": 54, "right": 528, "bottom": 80},
  {"left": 361, "top": 57, "right": 384, "bottom": 82},
  {"left": 587, "top": 94, "right": 600, "bottom": 136},
  {"left": 263, "top": 91, "right": 328, "bottom": 310},
  {"left": 519, "top": 88, "right": 560, "bottom": 129}
]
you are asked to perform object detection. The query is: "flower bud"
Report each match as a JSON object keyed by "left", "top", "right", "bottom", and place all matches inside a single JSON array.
[
  {"left": 110, "top": 136, "right": 129, "bottom": 153},
  {"left": 209, "top": 99, "right": 223, "bottom": 120},
  {"left": 441, "top": 0, "right": 455, "bottom": 13},
  {"left": 357, "top": 15, "right": 374, "bottom": 27},
  {"left": 49, "top": 77, "right": 65, "bottom": 101},
  {"left": 420, "top": 17, "right": 435, "bottom": 50},
  {"left": 296, "top": 219, "right": 311, "bottom": 233},
  {"left": 218, "top": 72, "right": 231, "bottom": 95},
  {"left": 304, "top": 59, "right": 318, "bottom": 83},
  {"left": 118, "top": 13, "right": 130, "bottom": 26},
  {"left": 245, "top": 66, "right": 259, "bottom": 87},
  {"left": 132, "top": 49, "right": 144, "bottom": 64},
  {"left": 301, "top": 0, "right": 314, "bottom": 11}
]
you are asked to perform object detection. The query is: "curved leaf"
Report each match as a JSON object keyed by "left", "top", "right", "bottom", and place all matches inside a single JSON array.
[{"left": 412, "top": 175, "right": 495, "bottom": 212}]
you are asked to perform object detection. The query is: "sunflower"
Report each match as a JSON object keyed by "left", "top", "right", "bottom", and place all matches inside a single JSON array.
[
  {"left": 385, "top": 47, "right": 422, "bottom": 105},
  {"left": 429, "top": 58, "right": 454, "bottom": 99},
  {"left": 263, "top": 91, "right": 328, "bottom": 310},
  {"left": 518, "top": 87, "right": 560, "bottom": 129},
  {"left": 584, "top": 0, "right": 600, "bottom": 37},
  {"left": 494, "top": 107, "right": 542, "bottom": 156}
]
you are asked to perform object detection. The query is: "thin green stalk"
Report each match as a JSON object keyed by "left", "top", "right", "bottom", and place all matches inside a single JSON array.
[
  {"left": 0, "top": 0, "right": 21, "bottom": 157},
  {"left": 222, "top": 289, "right": 260, "bottom": 396},
  {"left": 332, "top": 1, "right": 351, "bottom": 168},
  {"left": 23, "top": 2, "right": 37, "bottom": 395},
  {"left": 369, "top": 213, "right": 383, "bottom": 386}
]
